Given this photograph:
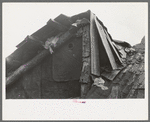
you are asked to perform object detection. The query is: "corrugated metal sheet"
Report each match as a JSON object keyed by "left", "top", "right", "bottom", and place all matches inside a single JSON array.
[
  {"left": 95, "top": 17, "right": 118, "bottom": 70},
  {"left": 90, "top": 11, "right": 123, "bottom": 77},
  {"left": 90, "top": 12, "right": 100, "bottom": 76}
]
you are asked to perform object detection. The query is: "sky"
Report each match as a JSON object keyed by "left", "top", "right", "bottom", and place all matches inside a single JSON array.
[{"left": 3, "top": 3, "right": 148, "bottom": 57}]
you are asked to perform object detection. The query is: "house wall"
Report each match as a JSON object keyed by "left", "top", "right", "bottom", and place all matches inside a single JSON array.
[{"left": 6, "top": 37, "right": 82, "bottom": 99}]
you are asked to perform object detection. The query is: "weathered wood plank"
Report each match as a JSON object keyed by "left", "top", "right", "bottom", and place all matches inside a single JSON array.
[
  {"left": 53, "top": 37, "right": 82, "bottom": 82},
  {"left": 90, "top": 12, "right": 100, "bottom": 76},
  {"left": 95, "top": 17, "right": 118, "bottom": 70},
  {"left": 80, "top": 25, "right": 91, "bottom": 82},
  {"left": 47, "top": 19, "right": 68, "bottom": 31},
  {"left": 101, "top": 69, "right": 121, "bottom": 81},
  {"left": 22, "top": 64, "right": 42, "bottom": 98},
  {"left": 6, "top": 49, "right": 50, "bottom": 86},
  {"left": 80, "top": 25, "right": 91, "bottom": 98},
  {"left": 108, "top": 85, "right": 120, "bottom": 99},
  {"left": 41, "top": 55, "right": 80, "bottom": 99},
  {"left": 104, "top": 30, "right": 123, "bottom": 65}
]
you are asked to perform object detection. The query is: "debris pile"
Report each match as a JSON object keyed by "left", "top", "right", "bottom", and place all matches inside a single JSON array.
[{"left": 86, "top": 36, "right": 145, "bottom": 99}]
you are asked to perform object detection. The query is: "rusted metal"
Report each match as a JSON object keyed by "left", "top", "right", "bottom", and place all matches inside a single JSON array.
[{"left": 81, "top": 83, "right": 92, "bottom": 98}]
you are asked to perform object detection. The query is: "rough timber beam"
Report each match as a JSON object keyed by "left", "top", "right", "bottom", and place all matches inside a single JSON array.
[{"left": 80, "top": 25, "right": 91, "bottom": 98}]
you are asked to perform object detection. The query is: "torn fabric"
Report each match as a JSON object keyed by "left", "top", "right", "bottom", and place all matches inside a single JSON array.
[{"left": 44, "top": 34, "right": 61, "bottom": 54}]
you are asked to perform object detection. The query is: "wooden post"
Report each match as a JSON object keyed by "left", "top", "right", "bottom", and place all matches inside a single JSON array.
[{"left": 80, "top": 25, "right": 91, "bottom": 98}]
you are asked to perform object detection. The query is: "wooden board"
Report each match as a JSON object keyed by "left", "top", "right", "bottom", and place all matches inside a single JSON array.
[
  {"left": 80, "top": 25, "right": 92, "bottom": 98},
  {"left": 101, "top": 69, "right": 121, "bottom": 81},
  {"left": 21, "top": 64, "right": 42, "bottom": 98},
  {"left": 52, "top": 37, "right": 82, "bottom": 82},
  {"left": 41, "top": 55, "right": 80, "bottom": 98},
  {"left": 80, "top": 25, "right": 91, "bottom": 83},
  {"left": 90, "top": 12, "right": 100, "bottom": 76},
  {"left": 104, "top": 30, "right": 123, "bottom": 65},
  {"left": 95, "top": 17, "right": 118, "bottom": 70}
]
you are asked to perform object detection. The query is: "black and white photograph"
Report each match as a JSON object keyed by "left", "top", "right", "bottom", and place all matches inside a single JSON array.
[{"left": 2, "top": 2, "right": 148, "bottom": 120}]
